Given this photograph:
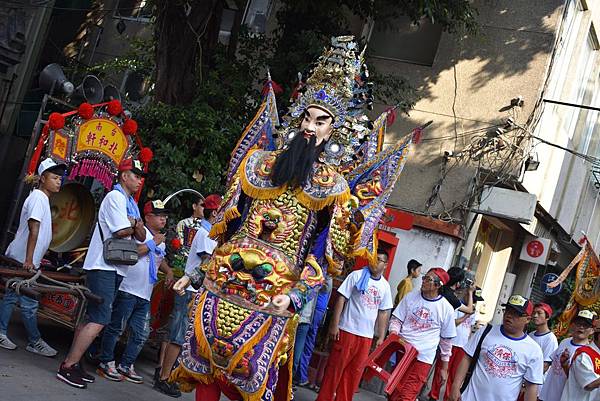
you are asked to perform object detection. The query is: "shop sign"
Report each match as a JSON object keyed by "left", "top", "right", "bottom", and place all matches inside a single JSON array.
[
  {"left": 519, "top": 235, "right": 551, "bottom": 264},
  {"left": 379, "top": 208, "right": 414, "bottom": 231}
]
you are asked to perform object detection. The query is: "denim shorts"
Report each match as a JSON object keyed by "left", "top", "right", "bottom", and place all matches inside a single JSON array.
[
  {"left": 168, "top": 291, "right": 192, "bottom": 345},
  {"left": 85, "top": 269, "right": 123, "bottom": 325}
]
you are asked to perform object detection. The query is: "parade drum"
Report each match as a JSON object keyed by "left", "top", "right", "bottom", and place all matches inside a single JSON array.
[{"left": 49, "top": 183, "right": 95, "bottom": 252}]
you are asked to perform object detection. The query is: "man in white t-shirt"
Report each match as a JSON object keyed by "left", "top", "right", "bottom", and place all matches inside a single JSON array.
[
  {"left": 449, "top": 294, "right": 544, "bottom": 401},
  {"left": 388, "top": 267, "right": 456, "bottom": 401},
  {"left": 96, "top": 200, "right": 174, "bottom": 384},
  {"left": 159, "top": 194, "right": 220, "bottom": 397},
  {"left": 0, "top": 158, "right": 65, "bottom": 357},
  {"left": 315, "top": 249, "right": 393, "bottom": 401},
  {"left": 429, "top": 287, "right": 483, "bottom": 401},
  {"left": 540, "top": 309, "right": 595, "bottom": 401},
  {"left": 529, "top": 302, "right": 559, "bottom": 373},
  {"left": 560, "top": 311, "right": 600, "bottom": 401},
  {"left": 58, "top": 158, "right": 147, "bottom": 389}
]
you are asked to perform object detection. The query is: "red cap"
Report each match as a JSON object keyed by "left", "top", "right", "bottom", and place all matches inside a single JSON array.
[
  {"left": 534, "top": 303, "right": 553, "bottom": 318},
  {"left": 202, "top": 194, "right": 222, "bottom": 210},
  {"left": 118, "top": 158, "right": 145, "bottom": 176},
  {"left": 428, "top": 267, "right": 450, "bottom": 285}
]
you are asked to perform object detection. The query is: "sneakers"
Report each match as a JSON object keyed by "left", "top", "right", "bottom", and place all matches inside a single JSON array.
[
  {"left": 117, "top": 364, "right": 143, "bottom": 384},
  {"left": 97, "top": 361, "right": 124, "bottom": 381},
  {"left": 57, "top": 362, "right": 87, "bottom": 389},
  {"left": 0, "top": 333, "right": 17, "bottom": 350},
  {"left": 74, "top": 363, "right": 95, "bottom": 383},
  {"left": 26, "top": 338, "right": 58, "bottom": 357},
  {"left": 154, "top": 379, "right": 182, "bottom": 398}
]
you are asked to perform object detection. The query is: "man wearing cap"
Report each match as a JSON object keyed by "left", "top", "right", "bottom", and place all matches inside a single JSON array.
[
  {"left": 449, "top": 295, "right": 544, "bottom": 401},
  {"left": 96, "top": 200, "right": 175, "bottom": 384},
  {"left": 58, "top": 158, "right": 146, "bottom": 389},
  {"left": 539, "top": 309, "right": 595, "bottom": 401},
  {"left": 0, "top": 158, "right": 65, "bottom": 356},
  {"left": 154, "top": 194, "right": 221, "bottom": 398},
  {"left": 559, "top": 311, "right": 600, "bottom": 401},
  {"left": 388, "top": 267, "right": 457, "bottom": 401},
  {"left": 428, "top": 287, "right": 484, "bottom": 401},
  {"left": 529, "top": 302, "right": 558, "bottom": 373}
]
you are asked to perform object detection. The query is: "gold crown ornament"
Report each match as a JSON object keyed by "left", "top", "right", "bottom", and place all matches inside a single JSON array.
[{"left": 281, "top": 36, "right": 374, "bottom": 166}]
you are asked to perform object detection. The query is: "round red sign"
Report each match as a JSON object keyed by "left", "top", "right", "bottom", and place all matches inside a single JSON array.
[{"left": 526, "top": 240, "right": 544, "bottom": 258}]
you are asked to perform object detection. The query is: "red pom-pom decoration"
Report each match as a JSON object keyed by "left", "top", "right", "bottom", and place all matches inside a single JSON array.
[
  {"left": 48, "top": 112, "right": 65, "bottom": 130},
  {"left": 122, "top": 119, "right": 138, "bottom": 135},
  {"left": 171, "top": 238, "right": 182, "bottom": 250},
  {"left": 139, "top": 147, "right": 153, "bottom": 163},
  {"left": 78, "top": 103, "right": 94, "bottom": 120},
  {"left": 107, "top": 99, "right": 123, "bottom": 116}
]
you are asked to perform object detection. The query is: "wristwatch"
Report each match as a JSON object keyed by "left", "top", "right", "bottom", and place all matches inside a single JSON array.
[{"left": 131, "top": 218, "right": 137, "bottom": 228}]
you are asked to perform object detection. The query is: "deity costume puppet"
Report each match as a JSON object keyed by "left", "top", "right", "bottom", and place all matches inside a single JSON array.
[
  {"left": 171, "top": 36, "right": 423, "bottom": 401},
  {"left": 548, "top": 237, "right": 600, "bottom": 337}
]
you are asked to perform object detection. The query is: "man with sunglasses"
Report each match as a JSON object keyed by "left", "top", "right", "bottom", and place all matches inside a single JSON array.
[
  {"left": 388, "top": 267, "right": 456, "bottom": 401},
  {"left": 449, "top": 295, "right": 544, "bottom": 401}
]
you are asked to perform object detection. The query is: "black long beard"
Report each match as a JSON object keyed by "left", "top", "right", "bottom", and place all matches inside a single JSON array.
[{"left": 271, "top": 133, "right": 325, "bottom": 188}]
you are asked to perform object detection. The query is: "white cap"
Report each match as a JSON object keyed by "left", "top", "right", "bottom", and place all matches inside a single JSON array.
[{"left": 37, "top": 158, "right": 66, "bottom": 175}]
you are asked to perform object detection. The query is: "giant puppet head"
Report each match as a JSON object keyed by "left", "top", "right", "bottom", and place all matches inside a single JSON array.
[{"left": 272, "top": 36, "right": 374, "bottom": 188}]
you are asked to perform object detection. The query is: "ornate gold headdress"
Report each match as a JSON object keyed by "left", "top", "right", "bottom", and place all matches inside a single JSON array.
[{"left": 282, "top": 36, "right": 373, "bottom": 165}]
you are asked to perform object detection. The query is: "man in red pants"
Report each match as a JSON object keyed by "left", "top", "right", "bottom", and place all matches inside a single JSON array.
[
  {"left": 316, "top": 249, "right": 393, "bottom": 401},
  {"left": 428, "top": 287, "right": 483, "bottom": 400},
  {"left": 389, "top": 267, "right": 456, "bottom": 401}
]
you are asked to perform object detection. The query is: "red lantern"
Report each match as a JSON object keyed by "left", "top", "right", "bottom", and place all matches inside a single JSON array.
[
  {"left": 122, "top": 119, "right": 138, "bottom": 135},
  {"left": 107, "top": 99, "right": 123, "bottom": 116},
  {"left": 48, "top": 112, "right": 65, "bottom": 130},
  {"left": 78, "top": 103, "right": 94, "bottom": 120},
  {"left": 139, "top": 147, "right": 153, "bottom": 163}
]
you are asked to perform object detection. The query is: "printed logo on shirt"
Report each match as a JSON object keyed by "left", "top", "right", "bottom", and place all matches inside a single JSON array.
[
  {"left": 484, "top": 344, "right": 518, "bottom": 378},
  {"left": 550, "top": 357, "right": 566, "bottom": 376},
  {"left": 461, "top": 315, "right": 474, "bottom": 328},
  {"left": 408, "top": 306, "right": 434, "bottom": 330},
  {"left": 360, "top": 286, "right": 383, "bottom": 309}
]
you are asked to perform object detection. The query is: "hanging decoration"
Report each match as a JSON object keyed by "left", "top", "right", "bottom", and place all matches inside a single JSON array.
[{"left": 27, "top": 101, "right": 151, "bottom": 194}]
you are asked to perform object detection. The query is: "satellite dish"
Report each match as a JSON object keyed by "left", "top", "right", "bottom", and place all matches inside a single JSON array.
[
  {"left": 39, "top": 63, "right": 74, "bottom": 95},
  {"left": 73, "top": 75, "right": 104, "bottom": 104}
]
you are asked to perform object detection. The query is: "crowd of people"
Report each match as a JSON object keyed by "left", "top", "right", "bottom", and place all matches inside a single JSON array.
[{"left": 0, "top": 155, "right": 599, "bottom": 401}]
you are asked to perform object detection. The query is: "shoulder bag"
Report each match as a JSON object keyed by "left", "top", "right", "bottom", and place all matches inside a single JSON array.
[
  {"left": 97, "top": 222, "right": 138, "bottom": 266},
  {"left": 460, "top": 323, "right": 493, "bottom": 393}
]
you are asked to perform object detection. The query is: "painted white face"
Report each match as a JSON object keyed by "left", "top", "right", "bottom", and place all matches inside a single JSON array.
[{"left": 300, "top": 106, "right": 334, "bottom": 145}]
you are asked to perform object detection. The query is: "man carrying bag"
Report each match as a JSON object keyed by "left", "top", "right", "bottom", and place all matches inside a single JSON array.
[{"left": 57, "top": 158, "right": 146, "bottom": 389}]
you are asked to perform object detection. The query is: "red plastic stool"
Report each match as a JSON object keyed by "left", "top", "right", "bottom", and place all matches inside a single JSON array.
[{"left": 362, "top": 333, "right": 418, "bottom": 397}]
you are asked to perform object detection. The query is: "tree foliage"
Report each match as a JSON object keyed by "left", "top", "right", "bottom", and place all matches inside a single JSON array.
[{"left": 90, "top": 0, "right": 478, "bottom": 206}]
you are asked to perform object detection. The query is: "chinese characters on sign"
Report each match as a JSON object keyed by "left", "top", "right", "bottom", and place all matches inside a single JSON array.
[{"left": 75, "top": 118, "right": 129, "bottom": 164}]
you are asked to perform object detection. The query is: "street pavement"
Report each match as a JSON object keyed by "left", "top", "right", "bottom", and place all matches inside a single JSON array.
[{"left": 0, "top": 314, "right": 385, "bottom": 401}]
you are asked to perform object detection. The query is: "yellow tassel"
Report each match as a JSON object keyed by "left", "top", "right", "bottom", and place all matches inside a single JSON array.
[
  {"left": 295, "top": 187, "right": 351, "bottom": 211},
  {"left": 209, "top": 221, "right": 227, "bottom": 238},
  {"left": 239, "top": 172, "right": 287, "bottom": 200}
]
